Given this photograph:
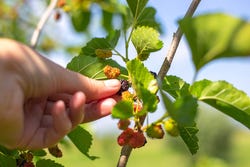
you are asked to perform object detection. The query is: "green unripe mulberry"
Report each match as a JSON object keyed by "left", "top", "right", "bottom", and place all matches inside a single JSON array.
[
  {"left": 146, "top": 124, "right": 165, "bottom": 139},
  {"left": 164, "top": 118, "right": 180, "bottom": 137}
]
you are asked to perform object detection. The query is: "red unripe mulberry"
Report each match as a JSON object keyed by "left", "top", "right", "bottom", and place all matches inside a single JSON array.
[{"left": 117, "top": 119, "right": 131, "bottom": 130}]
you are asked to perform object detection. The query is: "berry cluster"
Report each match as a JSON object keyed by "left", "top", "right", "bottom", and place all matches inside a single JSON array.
[
  {"left": 95, "top": 49, "right": 112, "bottom": 58},
  {"left": 16, "top": 152, "right": 34, "bottom": 167},
  {"left": 117, "top": 128, "right": 146, "bottom": 148},
  {"left": 103, "top": 65, "right": 121, "bottom": 79}
]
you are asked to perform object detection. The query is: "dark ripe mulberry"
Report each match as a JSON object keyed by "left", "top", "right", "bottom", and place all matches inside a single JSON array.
[
  {"left": 150, "top": 71, "right": 157, "bottom": 79},
  {"left": 117, "top": 79, "right": 130, "bottom": 95}
]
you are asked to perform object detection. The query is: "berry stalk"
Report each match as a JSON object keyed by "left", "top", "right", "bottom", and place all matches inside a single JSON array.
[{"left": 116, "top": 0, "right": 201, "bottom": 166}]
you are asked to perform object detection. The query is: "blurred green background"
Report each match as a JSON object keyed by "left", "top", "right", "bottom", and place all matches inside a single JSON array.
[
  {"left": 49, "top": 108, "right": 250, "bottom": 167},
  {"left": 1, "top": 1, "right": 250, "bottom": 166}
]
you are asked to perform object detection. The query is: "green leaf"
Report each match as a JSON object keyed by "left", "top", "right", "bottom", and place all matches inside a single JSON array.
[
  {"left": 131, "top": 26, "right": 163, "bottom": 60},
  {"left": 105, "top": 30, "right": 121, "bottom": 48},
  {"left": 126, "top": 59, "right": 158, "bottom": 113},
  {"left": 179, "top": 13, "right": 250, "bottom": 71},
  {"left": 126, "top": 0, "right": 148, "bottom": 18},
  {"left": 0, "top": 153, "right": 16, "bottom": 167},
  {"left": 67, "top": 126, "right": 98, "bottom": 160},
  {"left": 161, "top": 75, "right": 190, "bottom": 99},
  {"left": 178, "top": 125, "right": 199, "bottom": 155},
  {"left": 81, "top": 38, "right": 112, "bottom": 57},
  {"left": 173, "top": 95, "right": 198, "bottom": 126},
  {"left": 36, "top": 159, "right": 64, "bottom": 167},
  {"left": 102, "top": 10, "right": 113, "bottom": 32},
  {"left": 30, "top": 149, "right": 47, "bottom": 157},
  {"left": 71, "top": 9, "right": 91, "bottom": 32},
  {"left": 136, "top": 7, "right": 162, "bottom": 32},
  {"left": 80, "top": 30, "right": 120, "bottom": 58},
  {"left": 67, "top": 54, "right": 127, "bottom": 80},
  {"left": 112, "top": 100, "right": 134, "bottom": 119},
  {"left": 190, "top": 80, "right": 250, "bottom": 128},
  {"left": 160, "top": 90, "right": 198, "bottom": 127},
  {"left": 127, "top": 59, "right": 157, "bottom": 93},
  {"left": 0, "top": 145, "right": 18, "bottom": 156}
]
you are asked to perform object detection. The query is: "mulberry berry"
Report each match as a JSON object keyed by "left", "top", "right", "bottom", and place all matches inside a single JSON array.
[
  {"left": 48, "top": 145, "right": 63, "bottom": 158},
  {"left": 103, "top": 65, "right": 120, "bottom": 79},
  {"left": 117, "top": 119, "right": 131, "bottom": 130},
  {"left": 117, "top": 128, "right": 146, "bottom": 148},
  {"left": 95, "top": 49, "right": 112, "bottom": 58},
  {"left": 117, "top": 79, "right": 130, "bottom": 95},
  {"left": 164, "top": 118, "right": 180, "bottom": 137},
  {"left": 146, "top": 124, "right": 165, "bottom": 139}
]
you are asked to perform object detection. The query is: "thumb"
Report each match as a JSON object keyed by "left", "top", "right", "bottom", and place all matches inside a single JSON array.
[{"left": 40, "top": 56, "right": 121, "bottom": 102}]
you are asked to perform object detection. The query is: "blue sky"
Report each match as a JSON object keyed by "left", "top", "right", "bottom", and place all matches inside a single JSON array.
[
  {"left": 147, "top": 0, "right": 250, "bottom": 95},
  {"left": 48, "top": 0, "right": 250, "bottom": 134}
]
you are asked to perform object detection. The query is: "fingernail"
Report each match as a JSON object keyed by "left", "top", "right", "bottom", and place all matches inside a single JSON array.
[{"left": 104, "top": 79, "right": 120, "bottom": 87}]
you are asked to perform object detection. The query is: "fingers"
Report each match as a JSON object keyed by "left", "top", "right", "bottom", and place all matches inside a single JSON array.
[
  {"left": 68, "top": 91, "right": 85, "bottom": 128},
  {"left": 82, "top": 95, "right": 120, "bottom": 123},
  {"left": 25, "top": 92, "right": 85, "bottom": 149}
]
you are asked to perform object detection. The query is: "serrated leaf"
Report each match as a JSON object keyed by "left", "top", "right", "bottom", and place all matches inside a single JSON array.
[
  {"left": 126, "top": 0, "right": 148, "bottom": 18},
  {"left": 67, "top": 54, "right": 127, "bottom": 80},
  {"left": 71, "top": 9, "right": 91, "bottom": 32},
  {"left": 190, "top": 80, "right": 250, "bottom": 128},
  {"left": 136, "top": 7, "right": 162, "bottom": 32},
  {"left": 68, "top": 126, "right": 98, "bottom": 160},
  {"left": 173, "top": 95, "right": 198, "bottom": 126},
  {"left": 36, "top": 159, "right": 64, "bottom": 167},
  {"left": 126, "top": 59, "right": 158, "bottom": 113},
  {"left": 179, "top": 125, "right": 199, "bottom": 155},
  {"left": 112, "top": 100, "right": 134, "bottom": 119},
  {"left": 81, "top": 30, "right": 120, "bottom": 58},
  {"left": 131, "top": 26, "right": 163, "bottom": 59},
  {"left": 81, "top": 38, "right": 112, "bottom": 57},
  {"left": 160, "top": 90, "right": 197, "bottom": 127},
  {"left": 127, "top": 59, "right": 156, "bottom": 92},
  {"left": 0, "top": 153, "right": 16, "bottom": 167},
  {"left": 161, "top": 75, "right": 190, "bottom": 99},
  {"left": 179, "top": 13, "right": 250, "bottom": 71}
]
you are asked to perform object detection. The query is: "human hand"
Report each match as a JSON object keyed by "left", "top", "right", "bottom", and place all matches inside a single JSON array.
[{"left": 0, "top": 38, "right": 121, "bottom": 150}]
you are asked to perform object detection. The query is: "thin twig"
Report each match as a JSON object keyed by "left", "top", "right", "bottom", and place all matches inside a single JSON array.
[
  {"left": 116, "top": 1, "right": 201, "bottom": 167},
  {"left": 158, "top": 0, "right": 201, "bottom": 80},
  {"left": 30, "top": 0, "right": 58, "bottom": 48},
  {"left": 116, "top": 116, "right": 146, "bottom": 167}
]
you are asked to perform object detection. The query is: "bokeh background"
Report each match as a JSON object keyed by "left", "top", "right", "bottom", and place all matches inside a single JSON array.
[{"left": 1, "top": 0, "right": 249, "bottom": 166}]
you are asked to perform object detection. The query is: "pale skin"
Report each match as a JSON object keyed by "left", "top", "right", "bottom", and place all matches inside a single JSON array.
[{"left": 0, "top": 38, "right": 121, "bottom": 150}]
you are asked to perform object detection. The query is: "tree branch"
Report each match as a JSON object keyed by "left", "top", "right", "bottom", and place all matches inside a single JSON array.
[
  {"left": 116, "top": 1, "right": 201, "bottom": 166},
  {"left": 30, "top": 0, "right": 58, "bottom": 48},
  {"left": 158, "top": 0, "right": 201, "bottom": 80}
]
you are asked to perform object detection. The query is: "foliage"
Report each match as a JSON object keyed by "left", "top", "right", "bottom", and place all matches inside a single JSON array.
[{"left": 0, "top": 0, "right": 250, "bottom": 166}]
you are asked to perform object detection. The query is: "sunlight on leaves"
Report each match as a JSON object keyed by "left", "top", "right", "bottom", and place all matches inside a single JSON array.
[
  {"left": 179, "top": 125, "right": 199, "bottom": 155},
  {"left": 179, "top": 13, "right": 250, "bottom": 71},
  {"left": 68, "top": 126, "right": 98, "bottom": 160},
  {"left": 131, "top": 26, "right": 163, "bottom": 61},
  {"left": 112, "top": 100, "right": 134, "bottom": 119},
  {"left": 190, "top": 79, "right": 250, "bottom": 128}
]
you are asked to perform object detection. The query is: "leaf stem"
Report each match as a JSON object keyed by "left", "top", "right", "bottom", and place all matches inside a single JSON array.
[
  {"left": 116, "top": 1, "right": 201, "bottom": 167},
  {"left": 30, "top": 0, "right": 58, "bottom": 48},
  {"left": 158, "top": 0, "right": 201, "bottom": 80}
]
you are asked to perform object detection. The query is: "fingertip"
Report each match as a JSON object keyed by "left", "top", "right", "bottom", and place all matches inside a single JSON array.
[{"left": 69, "top": 91, "right": 86, "bottom": 127}]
